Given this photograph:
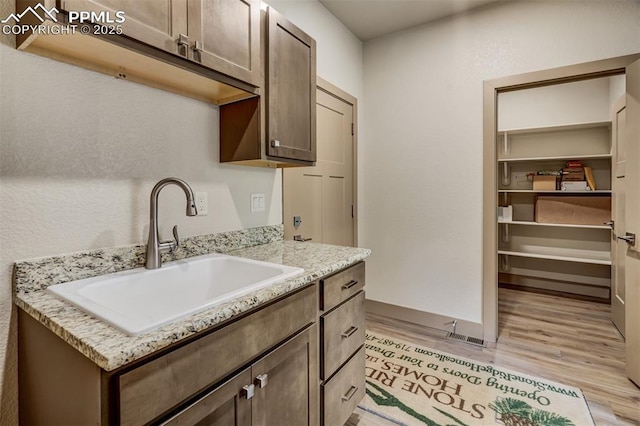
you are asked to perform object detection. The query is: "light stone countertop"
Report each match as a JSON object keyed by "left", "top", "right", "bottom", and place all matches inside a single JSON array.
[{"left": 14, "top": 227, "right": 370, "bottom": 371}]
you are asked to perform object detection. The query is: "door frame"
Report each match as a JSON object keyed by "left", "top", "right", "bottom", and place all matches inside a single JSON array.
[
  {"left": 482, "top": 53, "right": 640, "bottom": 342},
  {"left": 611, "top": 94, "right": 627, "bottom": 336},
  {"left": 283, "top": 77, "right": 359, "bottom": 245}
]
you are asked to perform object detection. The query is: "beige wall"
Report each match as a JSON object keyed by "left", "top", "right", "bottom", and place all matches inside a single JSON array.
[{"left": 361, "top": 1, "right": 640, "bottom": 323}]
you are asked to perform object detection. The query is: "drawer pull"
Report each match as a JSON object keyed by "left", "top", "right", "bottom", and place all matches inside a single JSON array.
[
  {"left": 241, "top": 384, "right": 255, "bottom": 400},
  {"left": 176, "top": 33, "right": 189, "bottom": 57},
  {"left": 341, "top": 385, "right": 358, "bottom": 402},
  {"left": 255, "top": 373, "right": 268, "bottom": 388},
  {"left": 341, "top": 280, "right": 359, "bottom": 290},
  {"left": 341, "top": 326, "right": 358, "bottom": 339}
]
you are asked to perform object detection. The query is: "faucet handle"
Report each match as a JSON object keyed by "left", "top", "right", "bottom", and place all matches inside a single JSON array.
[{"left": 172, "top": 225, "right": 180, "bottom": 248}]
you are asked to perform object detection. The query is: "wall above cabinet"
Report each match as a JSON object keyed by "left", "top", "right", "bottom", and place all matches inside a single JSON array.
[{"left": 14, "top": 0, "right": 261, "bottom": 105}]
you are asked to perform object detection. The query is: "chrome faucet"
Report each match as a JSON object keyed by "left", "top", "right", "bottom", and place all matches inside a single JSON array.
[{"left": 146, "top": 177, "right": 198, "bottom": 269}]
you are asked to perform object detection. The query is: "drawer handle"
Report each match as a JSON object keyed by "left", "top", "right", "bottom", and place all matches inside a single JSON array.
[
  {"left": 341, "top": 385, "right": 358, "bottom": 402},
  {"left": 341, "top": 280, "right": 359, "bottom": 290},
  {"left": 176, "top": 33, "right": 189, "bottom": 57},
  {"left": 341, "top": 326, "right": 358, "bottom": 339},
  {"left": 241, "top": 384, "right": 255, "bottom": 400},
  {"left": 254, "top": 373, "right": 268, "bottom": 389}
]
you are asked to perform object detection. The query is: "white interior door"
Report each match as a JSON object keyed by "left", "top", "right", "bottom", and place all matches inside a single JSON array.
[
  {"left": 624, "top": 58, "right": 640, "bottom": 387},
  {"left": 283, "top": 86, "right": 355, "bottom": 246},
  {"left": 611, "top": 96, "right": 627, "bottom": 336}
]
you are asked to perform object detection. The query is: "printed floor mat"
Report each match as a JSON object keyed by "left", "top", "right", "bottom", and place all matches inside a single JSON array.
[{"left": 360, "top": 330, "right": 594, "bottom": 426}]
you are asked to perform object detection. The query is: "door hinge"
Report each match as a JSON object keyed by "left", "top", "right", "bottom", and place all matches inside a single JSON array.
[{"left": 351, "top": 123, "right": 354, "bottom": 136}]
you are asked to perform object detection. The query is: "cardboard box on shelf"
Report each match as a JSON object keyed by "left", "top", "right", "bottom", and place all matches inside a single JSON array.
[
  {"left": 535, "top": 195, "right": 611, "bottom": 225},
  {"left": 533, "top": 175, "right": 557, "bottom": 190}
]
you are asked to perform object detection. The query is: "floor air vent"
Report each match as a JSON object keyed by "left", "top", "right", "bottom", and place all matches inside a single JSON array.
[
  {"left": 444, "top": 321, "right": 485, "bottom": 347},
  {"left": 446, "top": 332, "right": 486, "bottom": 347}
]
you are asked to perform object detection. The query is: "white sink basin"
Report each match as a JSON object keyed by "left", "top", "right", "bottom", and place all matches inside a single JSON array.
[{"left": 47, "top": 253, "right": 304, "bottom": 336}]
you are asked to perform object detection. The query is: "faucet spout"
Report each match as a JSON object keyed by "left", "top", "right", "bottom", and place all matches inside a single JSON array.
[{"left": 146, "top": 177, "right": 198, "bottom": 269}]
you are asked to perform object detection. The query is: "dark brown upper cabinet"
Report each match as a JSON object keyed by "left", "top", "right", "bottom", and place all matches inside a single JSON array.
[
  {"left": 265, "top": 7, "right": 316, "bottom": 163},
  {"left": 61, "top": 0, "right": 190, "bottom": 58},
  {"left": 15, "top": 0, "right": 261, "bottom": 103},
  {"left": 220, "top": 6, "right": 317, "bottom": 167},
  {"left": 187, "top": 0, "right": 261, "bottom": 87}
]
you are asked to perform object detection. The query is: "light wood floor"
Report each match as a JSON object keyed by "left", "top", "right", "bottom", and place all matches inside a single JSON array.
[{"left": 347, "top": 288, "right": 640, "bottom": 425}]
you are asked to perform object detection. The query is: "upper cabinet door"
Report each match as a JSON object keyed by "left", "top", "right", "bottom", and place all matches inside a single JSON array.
[
  {"left": 187, "top": 0, "right": 261, "bottom": 87},
  {"left": 61, "top": 0, "right": 189, "bottom": 57},
  {"left": 266, "top": 8, "right": 317, "bottom": 163}
]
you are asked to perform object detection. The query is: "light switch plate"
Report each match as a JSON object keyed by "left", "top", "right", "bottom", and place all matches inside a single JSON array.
[{"left": 251, "top": 193, "right": 265, "bottom": 212}]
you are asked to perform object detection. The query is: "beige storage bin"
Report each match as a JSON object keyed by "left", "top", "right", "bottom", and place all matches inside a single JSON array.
[{"left": 535, "top": 195, "right": 611, "bottom": 225}]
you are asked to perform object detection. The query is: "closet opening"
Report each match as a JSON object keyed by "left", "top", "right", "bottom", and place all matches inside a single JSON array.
[{"left": 482, "top": 54, "right": 640, "bottom": 345}]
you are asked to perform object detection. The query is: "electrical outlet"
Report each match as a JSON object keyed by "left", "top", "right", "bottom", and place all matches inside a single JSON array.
[{"left": 196, "top": 192, "right": 208, "bottom": 216}]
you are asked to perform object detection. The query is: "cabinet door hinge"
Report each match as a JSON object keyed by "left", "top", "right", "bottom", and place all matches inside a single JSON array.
[{"left": 351, "top": 123, "right": 354, "bottom": 136}]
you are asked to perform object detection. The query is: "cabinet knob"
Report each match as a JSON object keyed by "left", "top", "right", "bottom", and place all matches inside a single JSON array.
[
  {"left": 241, "top": 384, "right": 255, "bottom": 400},
  {"left": 177, "top": 34, "right": 189, "bottom": 57},
  {"left": 254, "top": 373, "right": 268, "bottom": 388},
  {"left": 193, "top": 40, "right": 203, "bottom": 62}
]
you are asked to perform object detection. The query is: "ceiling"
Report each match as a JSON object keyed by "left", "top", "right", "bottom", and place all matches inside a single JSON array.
[{"left": 319, "top": 0, "right": 503, "bottom": 41}]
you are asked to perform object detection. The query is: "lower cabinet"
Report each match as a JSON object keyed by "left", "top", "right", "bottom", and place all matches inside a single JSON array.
[
  {"left": 318, "top": 262, "right": 366, "bottom": 426},
  {"left": 161, "top": 325, "right": 318, "bottom": 426},
  {"left": 18, "top": 262, "right": 368, "bottom": 426},
  {"left": 18, "top": 284, "right": 317, "bottom": 425}
]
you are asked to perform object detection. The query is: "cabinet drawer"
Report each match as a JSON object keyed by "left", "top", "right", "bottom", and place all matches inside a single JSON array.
[
  {"left": 321, "top": 346, "right": 365, "bottom": 426},
  {"left": 118, "top": 285, "right": 316, "bottom": 426},
  {"left": 321, "top": 291, "right": 365, "bottom": 379},
  {"left": 320, "top": 262, "right": 365, "bottom": 311}
]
